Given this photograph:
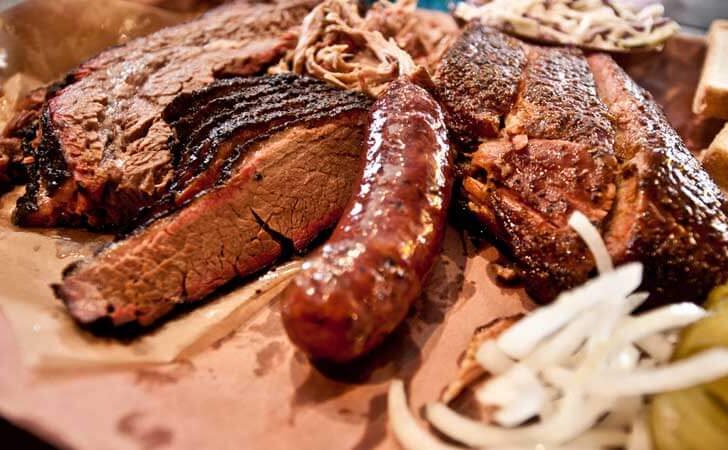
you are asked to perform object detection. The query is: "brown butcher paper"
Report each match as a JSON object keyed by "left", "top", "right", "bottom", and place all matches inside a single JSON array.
[{"left": 0, "top": 1, "right": 719, "bottom": 448}]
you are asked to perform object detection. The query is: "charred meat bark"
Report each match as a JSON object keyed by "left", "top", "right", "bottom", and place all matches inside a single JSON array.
[
  {"left": 0, "top": 87, "right": 47, "bottom": 187},
  {"left": 55, "top": 75, "right": 371, "bottom": 327},
  {"left": 447, "top": 23, "right": 728, "bottom": 304},
  {"left": 13, "top": 0, "right": 316, "bottom": 230},
  {"left": 446, "top": 24, "right": 617, "bottom": 301},
  {"left": 589, "top": 54, "right": 728, "bottom": 305},
  {"left": 434, "top": 22, "right": 527, "bottom": 146}
]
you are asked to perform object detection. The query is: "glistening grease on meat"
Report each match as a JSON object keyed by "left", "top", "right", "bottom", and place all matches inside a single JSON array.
[
  {"left": 280, "top": 73, "right": 454, "bottom": 362},
  {"left": 13, "top": 0, "right": 317, "bottom": 230},
  {"left": 55, "top": 75, "right": 371, "bottom": 327},
  {"left": 445, "top": 23, "right": 728, "bottom": 305},
  {"left": 588, "top": 54, "right": 728, "bottom": 306}
]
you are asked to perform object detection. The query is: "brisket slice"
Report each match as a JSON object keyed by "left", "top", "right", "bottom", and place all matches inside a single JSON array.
[
  {"left": 589, "top": 54, "right": 728, "bottom": 305},
  {"left": 163, "top": 74, "right": 354, "bottom": 208},
  {"left": 55, "top": 76, "right": 371, "bottom": 327},
  {"left": 445, "top": 24, "right": 616, "bottom": 301},
  {"left": 434, "top": 22, "right": 527, "bottom": 146},
  {"left": 448, "top": 24, "right": 728, "bottom": 305},
  {"left": 13, "top": 0, "right": 316, "bottom": 230}
]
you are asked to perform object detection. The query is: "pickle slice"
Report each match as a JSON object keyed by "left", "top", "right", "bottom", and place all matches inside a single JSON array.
[{"left": 650, "top": 285, "right": 728, "bottom": 450}]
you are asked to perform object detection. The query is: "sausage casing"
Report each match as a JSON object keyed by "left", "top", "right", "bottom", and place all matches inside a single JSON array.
[{"left": 280, "top": 75, "right": 454, "bottom": 362}]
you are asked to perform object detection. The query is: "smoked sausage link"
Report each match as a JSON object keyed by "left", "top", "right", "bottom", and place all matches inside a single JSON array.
[{"left": 280, "top": 75, "right": 454, "bottom": 362}]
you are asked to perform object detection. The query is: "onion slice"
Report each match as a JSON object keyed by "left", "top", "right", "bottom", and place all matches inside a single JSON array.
[
  {"left": 587, "top": 349, "right": 728, "bottom": 396},
  {"left": 388, "top": 211, "right": 728, "bottom": 450},
  {"left": 497, "top": 263, "right": 643, "bottom": 359},
  {"left": 388, "top": 380, "right": 458, "bottom": 450},
  {"left": 568, "top": 211, "right": 613, "bottom": 274}
]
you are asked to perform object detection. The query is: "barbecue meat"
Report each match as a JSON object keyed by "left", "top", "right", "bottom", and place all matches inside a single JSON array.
[
  {"left": 446, "top": 23, "right": 728, "bottom": 304},
  {"left": 589, "top": 54, "right": 728, "bottom": 305},
  {"left": 445, "top": 24, "right": 617, "bottom": 301},
  {"left": 434, "top": 22, "right": 527, "bottom": 146},
  {"left": 0, "top": 86, "right": 48, "bottom": 187},
  {"left": 55, "top": 75, "right": 371, "bottom": 327},
  {"left": 13, "top": 0, "right": 316, "bottom": 230}
]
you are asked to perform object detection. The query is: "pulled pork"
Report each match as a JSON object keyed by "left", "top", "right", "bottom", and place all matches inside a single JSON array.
[{"left": 271, "top": 0, "right": 455, "bottom": 96}]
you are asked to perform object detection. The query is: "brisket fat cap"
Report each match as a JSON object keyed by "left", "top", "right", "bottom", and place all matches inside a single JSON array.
[
  {"left": 441, "top": 23, "right": 728, "bottom": 305},
  {"left": 55, "top": 75, "right": 372, "bottom": 328},
  {"left": 13, "top": 0, "right": 317, "bottom": 231}
]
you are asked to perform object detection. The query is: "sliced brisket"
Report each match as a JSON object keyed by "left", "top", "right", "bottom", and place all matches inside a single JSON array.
[
  {"left": 588, "top": 54, "right": 728, "bottom": 305},
  {"left": 448, "top": 23, "right": 728, "bottom": 304},
  {"left": 445, "top": 24, "right": 616, "bottom": 301},
  {"left": 55, "top": 75, "right": 371, "bottom": 327},
  {"left": 434, "top": 22, "right": 527, "bottom": 146},
  {"left": 13, "top": 0, "right": 316, "bottom": 230}
]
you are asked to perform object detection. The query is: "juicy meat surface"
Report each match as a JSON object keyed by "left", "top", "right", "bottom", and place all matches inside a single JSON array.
[
  {"left": 14, "top": 0, "right": 315, "bottom": 230},
  {"left": 281, "top": 75, "right": 454, "bottom": 362},
  {"left": 434, "top": 22, "right": 527, "bottom": 146},
  {"left": 55, "top": 76, "right": 371, "bottom": 327},
  {"left": 464, "top": 138, "right": 616, "bottom": 301},
  {"left": 163, "top": 74, "right": 361, "bottom": 209},
  {"left": 589, "top": 54, "right": 728, "bottom": 305},
  {"left": 505, "top": 46, "right": 615, "bottom": 151},
  {"left": 449, "top": 24, "right": 728, "bottom": 305}
]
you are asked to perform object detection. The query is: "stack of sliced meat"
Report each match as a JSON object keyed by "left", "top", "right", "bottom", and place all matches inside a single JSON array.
[
  {"left": 8, "top": 0, "right": 317, "bottom": 230},
  {"left": 438, "top": 22, "right": 728, "bottom": 305},
  {"left": 56, "top": 74, "right": 371, "bottom": 327}
]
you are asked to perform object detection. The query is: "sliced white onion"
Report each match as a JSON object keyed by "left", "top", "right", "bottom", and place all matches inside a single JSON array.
[
  {"left": 389, "top": 210, "right": 728, "bottom": 450},
  {"left": 612, "top": 303, "right": 707, "bottom": 348},
  {"left": 636, "top": 334, "right": 674, "bottom": 363},
  {"left": 477, "top": 365, "right": 547, "bottom": 427},
  {"left": 568, "top": 211, "right": 613, "bottom": 274},
  {"left": 476, "top": 339, "right": 515, "bottom": 375},
  {"left": 625, "top": 412, "right": 652, "bottom": 450},
  {"left": 524, "top": 309, "right": 598, "bottom": 368},
  {"left": 497, "top": 262, "right": 643, "bottom": 359},
  {"left": 537, "top": 391, "right": 616, "bottom": 445},
  {"left": 541, "top": 366, "right": 574, "bottom": 388},
  {"left": 570, "top": 428, "right": 630, "bottom": 448},
  {"left": 425, "top": 402, "right": 546, "bottom": 447},
  {"left": 588, "top": 349, "right": 728, "bottom": 396},
  {"left": 601, "top": 396, "right": 644, "bottom": 428},
  {"left": 388, "top": 380, "right": 458, "bottom": 450},
  {"left": 609, "top": 345, "right": 640, "bottom": 371}
]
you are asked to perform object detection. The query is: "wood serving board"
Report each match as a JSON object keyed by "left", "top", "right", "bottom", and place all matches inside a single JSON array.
[{"left": 0, "top": 26, "right": 721, "bottom": 450}]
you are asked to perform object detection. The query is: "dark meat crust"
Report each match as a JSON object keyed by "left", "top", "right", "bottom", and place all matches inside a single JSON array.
[
  {"left": 434, "top": 22, "right": 527, "bottom": 146},
  {"left": 463, "top": 138, "right": 616, "bottom": 301},
  {"left": 165, "top": 74, "right": 367, "bottom": 208},
  {"left": 13, "top": 0, "right": 315, "bottom": 231},
  {"left": 589, "top": 54, "right": 728, "bottom": 305},
  {"left": 55, "top": 76, "right": 372, "bottom": 327},
  {"left": 506, "top": 46, "right": 615, "bottom": 152},
  {"left": 447, "top": 25, "right": 728, "bottom": 306},
  {"left": 280, "top": 75, "right": 454, "bottom": 362},
  {"left": 443, "top": 25, "right": 618, "bottom": 302},
  {"left": 0, "top": 86, "right": 49, "bottom": 187}
]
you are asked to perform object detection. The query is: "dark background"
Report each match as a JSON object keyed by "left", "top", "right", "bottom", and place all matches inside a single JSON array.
[{"left": 0, "top": 0, "right": 726, "bottom": 449}]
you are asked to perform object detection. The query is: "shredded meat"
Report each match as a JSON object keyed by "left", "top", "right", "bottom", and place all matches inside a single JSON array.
[{"left": 271, "top": 0, "right": 455, "bottom": 96}]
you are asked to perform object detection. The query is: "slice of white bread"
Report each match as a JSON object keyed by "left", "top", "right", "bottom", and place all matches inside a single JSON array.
[
  {"left": 693, "top": 20, "right": 728, "bottom": 119},
  {"left": 701, "top": 123, "right": 728, "bottom": 191}
]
